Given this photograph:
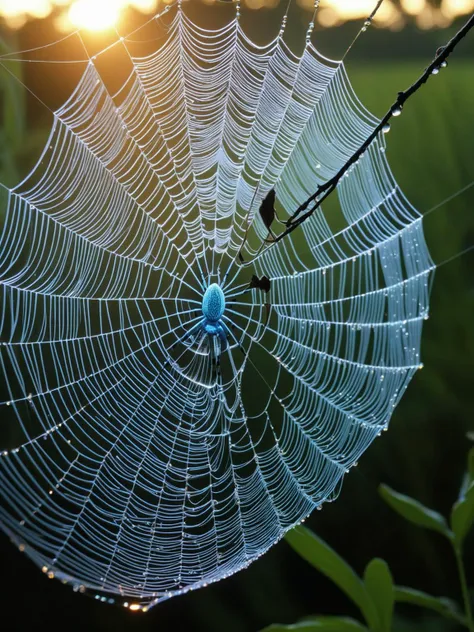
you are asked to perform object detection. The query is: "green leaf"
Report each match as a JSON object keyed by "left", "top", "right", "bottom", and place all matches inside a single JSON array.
[
  {"left": 285, "top": 527, "right": 378, "bottom": 629},
  {"left": 261, "top": 617, "right": 369, "bottom": 631},
  {"left": 451, "top": 481, "right": 474, "bottom": 549},
  {"left": 458, "top": 447, "right": 474, "bottom": 499},
  {"left": 379, "top": 485, "right": 451, "bottom": 538},
  {"left": 363, "top": 559, "right": 394, "bottom": 632},
  {"left": 394, "top": 586, "right": 466, "bottom": 625}
]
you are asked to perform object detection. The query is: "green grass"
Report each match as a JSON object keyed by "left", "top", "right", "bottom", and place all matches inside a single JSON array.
[
  {"left": 344, "top": 61, "right": 474, "bottom": 420},
  {"left": 347, "top": 61, "right": 474, "bottom": 212}
]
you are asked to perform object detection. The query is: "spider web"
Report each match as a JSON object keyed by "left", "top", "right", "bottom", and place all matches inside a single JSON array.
[{"left": 0, "top": 0, "right": 433, "bottom": 609}]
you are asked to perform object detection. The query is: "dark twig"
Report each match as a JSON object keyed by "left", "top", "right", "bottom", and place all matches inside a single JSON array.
[
  {"left": 236, "top": 0, "right": 386, "bottom": 265},
  {"left": 271, "top": 12, "right": 474, "bottom": 245},
  {"left": 367, "top": 0, "right": 385, "bottom": 22}
]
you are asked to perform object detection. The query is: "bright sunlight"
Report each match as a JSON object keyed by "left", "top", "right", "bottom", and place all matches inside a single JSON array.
[
  {"left": 68, "top": 0, "right": 156, "bottom": 30},
  {"left": 0, "top": 0, "right": 473, "bottom": 31},
  {"left": 68, "top": 0, "right": 121, "bottom": 31}
]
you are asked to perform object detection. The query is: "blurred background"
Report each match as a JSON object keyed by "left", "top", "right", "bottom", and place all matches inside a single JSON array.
[
  {"left": 0, "top": 0, "right": 473, "bottom": 30},
  {"left": 0, "top": 1, "right": 473, "bottom": 631}
]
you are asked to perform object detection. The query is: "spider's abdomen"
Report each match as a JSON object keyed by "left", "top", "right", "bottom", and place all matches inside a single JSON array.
[{"left": 202, "top": 283, "right": 225, "bottom": 323}]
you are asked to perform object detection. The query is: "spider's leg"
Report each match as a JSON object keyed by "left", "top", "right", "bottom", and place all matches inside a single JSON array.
[
  {"left": 160, "top": 322, "right": 204, "bottom": 375},
  {"left": 221, "top": 320, "right": 246, "bottom": 357},
  {"left": 168, "top": 319, "right": 204, "bottom": 353},
  {"left": 216, "top": 340, "right": 222, "bottom": 380},
  {"left": 207, "top": 333, "right": 221, "bottom": 383},
  {"left": 218, "top": 324, "right": 228, "bottom": 354}
]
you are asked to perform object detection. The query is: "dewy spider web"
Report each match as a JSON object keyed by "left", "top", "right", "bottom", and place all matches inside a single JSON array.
[{"left": 0, "top": 0, "right": 433, "bottom": 609}]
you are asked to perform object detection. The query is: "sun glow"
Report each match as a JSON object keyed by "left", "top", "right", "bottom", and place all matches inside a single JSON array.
[
  {"left": 0, "top": 0, "right": 473, "bottom": 31},
  {"left": 68, "top": 0, "right": 156, "bottom": 30},
  {"left": 0, "top": 0, "right": 157, "bottom": 31},
  {"left": 68, "top": 0, "right": 120, "bottom": 30}
]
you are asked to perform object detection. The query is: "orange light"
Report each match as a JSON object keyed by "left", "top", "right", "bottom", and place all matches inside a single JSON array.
[
  {"left": 401, "top": 0, "right": 426, "bottom": 15},
  {"left": 68, "top": 0, "right": 121, "bottom": 31},
  {"left": 1, "top": 0, "right": 474, "bottom": 31}
]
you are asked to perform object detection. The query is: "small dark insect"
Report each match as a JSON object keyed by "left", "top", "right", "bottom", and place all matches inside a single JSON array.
[
  {"left": 237, "top": 189, "right": 282, "bottom": 262},
  {"left": 259, "top": 189, "right": 283, "bottom": 241},
  {"left": 247, "top": 275, "right": 272, "bottom": 335},
  {"left": 248, "top": 274, "right": 271, "bottom": 293}
]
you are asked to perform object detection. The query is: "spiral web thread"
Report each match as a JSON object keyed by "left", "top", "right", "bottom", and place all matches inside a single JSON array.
[{"left": 0, "top": 1, "right": 433, "bottom": 609}]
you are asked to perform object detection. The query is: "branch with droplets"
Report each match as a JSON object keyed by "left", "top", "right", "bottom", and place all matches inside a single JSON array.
[
  {"left": 267, "top": 12, "right": 474, "bottom": 246},
  {"left": 235, "top": 0, "right": 385, "bottom": 267}
]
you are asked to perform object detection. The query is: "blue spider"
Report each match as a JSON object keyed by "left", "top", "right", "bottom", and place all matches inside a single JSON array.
[
  {"left": 168, "top": 284, "right": 230, "bottom": 371},
  {"left": 200, "top": 283, "right": 229, "bottom": 351},
  {"left": 167, "top": 279, "right": 269, "bottom": 376}
]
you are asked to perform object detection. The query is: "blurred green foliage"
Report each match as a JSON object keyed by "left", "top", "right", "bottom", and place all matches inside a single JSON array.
[
  {"left": 0, "top": 33, "right": 50, "bottom": 188},
  {"left": 264, "top": 448, "right": 474, "bottom": 632},
  {"left": 349, "top": 64, "right": 474, "bottom": 418},
  {"left": 0, "top": 34, "right": 26, "bottom": 185}
]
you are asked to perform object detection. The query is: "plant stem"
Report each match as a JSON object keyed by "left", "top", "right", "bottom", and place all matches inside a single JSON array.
[{"left": 454, "top": 545, "right": 474, "bottom": 632}]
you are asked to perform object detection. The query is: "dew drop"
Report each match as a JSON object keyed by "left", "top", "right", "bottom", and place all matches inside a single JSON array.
[{"left": 382, "top": 123, "right": 391, "bottom": 134}]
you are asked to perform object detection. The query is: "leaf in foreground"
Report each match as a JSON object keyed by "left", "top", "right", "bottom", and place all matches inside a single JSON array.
[
  {"left": 394, "top": 586, "right": 466, "bottom": 625},
  {"left": 285, "top": 526, "right": 377, "bottom": 628},
  {"left": 379, "top": 485, "right": 451, "bottom": 538},
  {"left": 261, "top": 616, "right": 369, "bottom": 631}
]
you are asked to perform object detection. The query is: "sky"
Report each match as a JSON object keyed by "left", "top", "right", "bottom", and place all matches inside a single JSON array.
[{"left": 0, "top": 0, "right": 473, "bottom": 32}]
